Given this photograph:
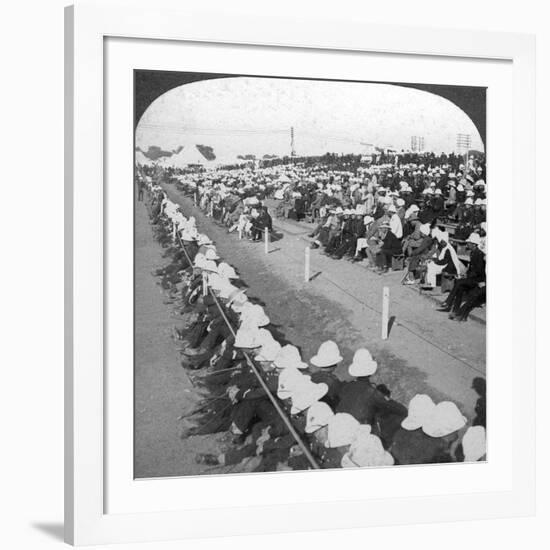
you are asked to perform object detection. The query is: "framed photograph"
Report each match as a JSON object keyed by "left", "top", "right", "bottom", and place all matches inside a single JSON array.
[{"left": 65, "top": 1, "right": 536, "bottom": 545}]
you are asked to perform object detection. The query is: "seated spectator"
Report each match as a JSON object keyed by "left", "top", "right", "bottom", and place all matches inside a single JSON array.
[
  {"left": 375, "top": 221, "right": 402, "bottom": 273},
  {"left": 309, "top": 341, "right": 344, "bottom": 409},
  {"left": 353, "top": 215, "right": 374, "bottom": 261},
  {"left": 402, "top": 223, "right": 434, "bottom": 285},
  {"left": 423, "top": 235, "right": 464, "bottom": 290},
  {"left": 437, "top": 232, "right": 486, "bottom": 318},
  {"left": 336, "top": 350, "right": 407, "bottom": 444},
  {"left": 251, "top": 205, "right": 272, "bottom": 241},
  {"left": 402, "top": 219, "right": 423, "bottom": 256},
  {"left": 391, "top": 396, "right": 466, "bottom": 464}
]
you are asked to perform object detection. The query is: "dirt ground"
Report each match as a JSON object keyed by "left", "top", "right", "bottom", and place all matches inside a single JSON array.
[
  {"left": 134, "top": 185, "right": 486, "bottom": 478},
  {"left": 134, "top": 197, "right": 241, "bottom": 478}
]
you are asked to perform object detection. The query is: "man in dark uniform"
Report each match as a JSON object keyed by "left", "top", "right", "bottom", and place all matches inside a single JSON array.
[
  {"left": 453, "top": 283, "right": 486, "bottom": 321},
  {"left": 251, "top": 205, "right": 273, "bottom": 241},
  {"left": 376, "top": 222, "right": 402, "bottom": 272},
  {"left": 336, "top": 374, "right": 406, "bottom": 440},
  {"left": 438, "top": 232, "right": 486, "bottom": 317},
  {"left": 390, "top": 425, "right": 453, "bottom": 465}
]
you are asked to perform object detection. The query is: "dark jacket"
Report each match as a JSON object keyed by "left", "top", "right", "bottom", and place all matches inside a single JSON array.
[
  {"left": 254, "top": 211, "right": 273, "bottom": 232},
  {"left": 431, "top": 196, "right": 445, "bottom": 214},
  {"left": 381, "top": 231, "right": 402, "bottom": 255},
  {"left": 310, "top": 371, "right": 342, "bottom": 409},
  {"left": 467, "top": 247, "right": 486, "bottom": 283},
  {"left": 336, "top": 379, "right": 406, "bottom": 426},
  {"left": 390, "top": 428, "right": 450, "bottom": 465},
  {"left": 433, "top": 248, "right": 458, "bottom": 275}
]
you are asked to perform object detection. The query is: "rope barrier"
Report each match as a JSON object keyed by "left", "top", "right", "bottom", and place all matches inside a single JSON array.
[
  {"left": 174, "top": 226, "right": 320, "bottom": 470},
  {"left": 207, "top": 290, "right": 320, "bottom": 469}
]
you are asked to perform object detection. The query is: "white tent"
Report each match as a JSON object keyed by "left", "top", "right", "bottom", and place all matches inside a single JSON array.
[
  {"left": 211, "top": 153, "right": 245, "bottom": 167},
  {"left": 151, "top": 155, "right": 170, "bottom": 166},
  {"left": 166, "top": 145, "right": 210, "bottom": 168},
  {"left": 135, "top": 150, "right": 152, "bottom": 166}
]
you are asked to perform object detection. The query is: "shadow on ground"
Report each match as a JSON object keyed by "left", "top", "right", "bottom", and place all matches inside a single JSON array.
[
  {"left": 31, "top": 522, "right": 64, "bottom": 542},
  {"left": 372, "top": 348, "right": 454, "bottom": 406}
]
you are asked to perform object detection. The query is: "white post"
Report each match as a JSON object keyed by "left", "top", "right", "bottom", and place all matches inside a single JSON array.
[
  {"left": 209, "top": 201, "right": 214, "bottom": 217},
  {"left": 172, "top": 222, "right": 176, "bottom": 239},
  {"left": 304, "top": 246, "right": 311, "bottom": 282},
  {"left": 202, "top": 274, "right": 208, "bottom": 296},
  {"left": 238, "top": 227, "right": 243, "bottom": 240},
  {"left": 264, "top": 228, "right": 269, "bottom": 254},
  {"left": 381, "top": 286, "right": 390, "bottom": 340}
]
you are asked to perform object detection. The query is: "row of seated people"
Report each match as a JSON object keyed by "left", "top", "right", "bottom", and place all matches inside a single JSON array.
[
  {"left": 275, "top": 180, "right": 486, "bottom": 231},
  {"left": 181, "top": 183, "right": 487, "bottom": 322},
  {"left": 151, "top": 173, "right": 487, "bottom": 323}
]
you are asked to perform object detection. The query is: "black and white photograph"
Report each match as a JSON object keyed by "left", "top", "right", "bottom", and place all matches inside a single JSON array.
[
  {"left": 2, "top": 0, "right": 545, "bottom": 546},
  {"left": 134, "top": 70, "right": 487, "bottom": 478}
]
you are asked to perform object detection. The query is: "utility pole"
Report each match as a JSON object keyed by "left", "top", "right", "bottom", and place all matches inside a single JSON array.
[
  {"left": 456, "top": 133, "right": 471, "bottom": 167},
  {"left": 290, "top": 126, "right": 296, "bottom": 158},
  {"left": 411, "top": 136, "right": 425, "bottom": 152}
]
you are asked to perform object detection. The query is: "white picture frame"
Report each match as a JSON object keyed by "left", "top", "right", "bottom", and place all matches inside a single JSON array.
[{"left": 65, "top": 1, "right": 536, "bottom": 545}]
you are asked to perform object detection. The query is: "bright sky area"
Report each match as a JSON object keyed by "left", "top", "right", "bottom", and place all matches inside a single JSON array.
[{"left": 136, "top": 76, "right": 484, "bottom": 162}]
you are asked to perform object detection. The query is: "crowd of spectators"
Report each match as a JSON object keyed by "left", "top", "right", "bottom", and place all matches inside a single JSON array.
[
  {"left": 140, "top": 150, "right": 487, "bottom": 321},
  {"left": 136, "top": 159, "right": 487, "bottom": 472}
]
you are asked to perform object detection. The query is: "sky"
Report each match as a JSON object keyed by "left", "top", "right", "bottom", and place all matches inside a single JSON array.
[{"left": 135, "top": 76, "right": 484, "bottom": 162}]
